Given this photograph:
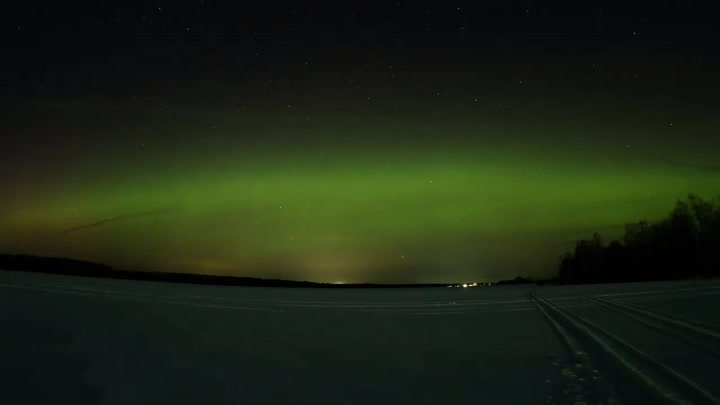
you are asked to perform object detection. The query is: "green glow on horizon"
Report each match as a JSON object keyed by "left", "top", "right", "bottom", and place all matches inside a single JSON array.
[
  {"left": 3, "top": 2, "right": 720, "bottom": 285},
  {"left": 3, "top": 135, "right": 718, "bottom": 283}
]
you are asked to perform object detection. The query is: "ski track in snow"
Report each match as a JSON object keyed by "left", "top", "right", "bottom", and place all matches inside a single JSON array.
[{"left": 530, "top": 287, "right": 720, "bottom": 405}]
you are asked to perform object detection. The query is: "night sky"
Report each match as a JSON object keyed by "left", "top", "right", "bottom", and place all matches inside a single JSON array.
[{"left": 2, "top": 1, "right": 719, "bottom": 283}]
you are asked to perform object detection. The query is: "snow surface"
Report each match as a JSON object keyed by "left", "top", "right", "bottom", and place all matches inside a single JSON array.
[{"left": 1, "top": 270, "right": 719, "bottom": 404}]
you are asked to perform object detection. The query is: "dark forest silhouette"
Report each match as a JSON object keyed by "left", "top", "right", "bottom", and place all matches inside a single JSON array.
[{"left": 557, "top": 194, "right": 720, "bottom": 284}]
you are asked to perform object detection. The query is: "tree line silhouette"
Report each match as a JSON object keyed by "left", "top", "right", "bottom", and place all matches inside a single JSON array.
[
  {"left": 0, "top": 254, "right": 447, "bottom": 288},
  {"left": 558, "top": 194, "right": 720, "bottom": 284}
]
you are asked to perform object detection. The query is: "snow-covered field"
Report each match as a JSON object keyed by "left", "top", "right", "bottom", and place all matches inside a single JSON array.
[{"left": 1, "top": 270, "right": 719, "bottom": 405}]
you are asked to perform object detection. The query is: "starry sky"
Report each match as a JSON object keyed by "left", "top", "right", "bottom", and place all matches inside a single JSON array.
[{"left": 1, "top": 1, "right": 719, "bottom": 283}]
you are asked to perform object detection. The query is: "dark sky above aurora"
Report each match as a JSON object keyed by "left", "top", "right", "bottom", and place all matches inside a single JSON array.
[{"left": 1, "top": 2, "right": 719, "bottom": 283}]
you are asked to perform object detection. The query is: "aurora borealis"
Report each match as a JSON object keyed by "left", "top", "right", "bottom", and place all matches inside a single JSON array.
[{"left": 2, "top": 2, "right": 719, "bottom": 282}]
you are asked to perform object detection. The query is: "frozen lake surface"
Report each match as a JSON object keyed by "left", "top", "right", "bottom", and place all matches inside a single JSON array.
[{"left": 2, "top": 270, "right": 720, "bottom": 404}]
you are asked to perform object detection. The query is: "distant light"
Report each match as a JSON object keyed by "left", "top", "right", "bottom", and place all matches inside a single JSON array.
[{"left": 462, "top": 283, "right": 468, "bottom": 288}]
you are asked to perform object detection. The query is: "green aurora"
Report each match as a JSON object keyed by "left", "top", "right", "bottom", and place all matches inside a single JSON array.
[
  {"left": 4, "top": 0, "right": 720, "bottom": 284},
  {"left": 2, "top": 109, "right": 719, "bottom": 283}
]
